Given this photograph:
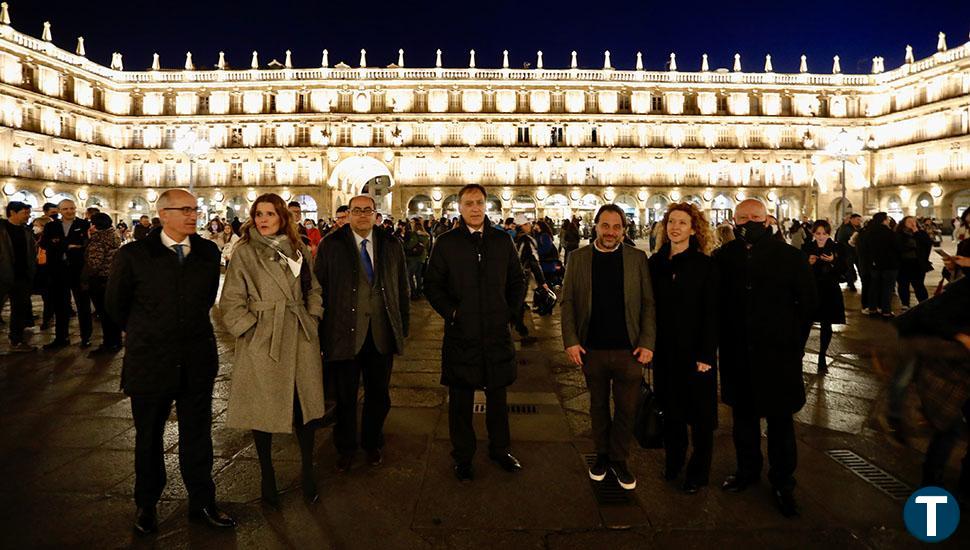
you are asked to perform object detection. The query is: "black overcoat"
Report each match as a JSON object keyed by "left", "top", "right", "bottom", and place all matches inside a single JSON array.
[
  {"left": 802, "top": 238, "right": 848, "bottom": 324},
  {"left": 714, "top": 234, "right": 818, "bottom": 416},
  {"left": 423, "top": 218, "right": 526, "bottom": 389},
  {"left": 105, "top": 231, "right": 221, "bottom": 395},
  {"left": 648, "top": 242, "right": 719, "bottom": 430}
]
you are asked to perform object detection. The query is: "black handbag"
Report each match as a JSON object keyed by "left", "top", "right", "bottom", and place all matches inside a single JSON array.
[{"left": 634, "top": 366, "right": 664, "bottom": 449}]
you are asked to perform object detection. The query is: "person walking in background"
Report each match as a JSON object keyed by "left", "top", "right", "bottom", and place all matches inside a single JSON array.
[
  {"left": 560, "top": 204, "right": 656, "bottom": 491},
  {"left": 802, "top": 220, "right": 848, "bottom": 372},
  {"left": 219, "top": 223, "right": 241, "bottom": 268},
  {"left": 83, "top": 212, "right": 122, "bottom": 355},
  {"left": 863, "top": 212, "right": 901, "bottom": 318},
  {"left": 219, "top": 193, "right": 325, "bottom": 507},
  {"left": 41, "top": 198, "right": 92, "bottom": 350},
  {"left": 133, "top": 215, "right": 153, "bottom": 241},
  {"left": 424, "top": 184, "right": 526, "bottom": 483},
  {"left": 0, "top": 201, "right": 37, "bottom": 352},
  {"left": 835, "top": 214, "right": 862, "bottom": 292},
  {"left": 648, "top": 203, "right": 717, "bottom": 494},
  {"left": 895, "top": 216, "right": 932, "bottom": 310},
  {"left": 106, "top": 189, "right": 235, "bottom": 535},
  {"left": 404, "top": 218, "right": 430, "bottom": 299}
]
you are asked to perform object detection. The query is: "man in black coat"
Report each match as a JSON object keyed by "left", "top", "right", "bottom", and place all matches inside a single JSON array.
[
  {"left": 106, "top": 189, "right": 236, "bottom": 536},
  {"left": 0, "top": 201, "right": 37, "bottom": 352},
  {"left": 424, "top": 184, "right": 526, "bottom": 482},
  {"left": 714, "top": 199, "right": 818, "bottom": 518},
  {"left": 315, "top": 194, "right": 410, "bottom": 472},
  {"left": 40, "top": 198, "right": 93, "bottom": 349},
  {"left": 862, "top": 212, "right": 901, "bottom": 318}
]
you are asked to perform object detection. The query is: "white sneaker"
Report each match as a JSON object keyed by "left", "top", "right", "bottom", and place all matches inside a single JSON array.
[{"left": 861, "top": 308, "right": 872, "bottom": 315}]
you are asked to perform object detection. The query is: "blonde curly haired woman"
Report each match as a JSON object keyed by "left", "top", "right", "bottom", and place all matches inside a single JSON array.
[{"left": 647, "top": 203, "right": 719, "bottom": 494}]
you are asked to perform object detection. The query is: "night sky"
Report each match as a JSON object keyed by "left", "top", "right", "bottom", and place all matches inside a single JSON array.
[{"left": 8, "top": 0, "right": 970, "bottom": 75}]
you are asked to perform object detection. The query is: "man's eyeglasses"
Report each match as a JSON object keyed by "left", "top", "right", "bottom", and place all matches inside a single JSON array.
[
  {"left": 161, "top": 207, "right": 200, "bottom": 215},
  {"left": 350, "top": 208, "right": 375, "bottom": 216}
]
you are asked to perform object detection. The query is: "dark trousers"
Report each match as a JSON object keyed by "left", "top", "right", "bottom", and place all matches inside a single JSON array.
[
  {"left": 897, "top": 264, "right": 929, "bottom": 307},
  {"left": 843, "top": 248, "right": 858, "bottom": 286},
  {"left": 732, "top": 408, "right": 797, "bottom": 491},
  {"left": 859, "top": 265, "right": 872, "bottom": 309},
  {"left": 331, "top": 330, "right": 393, "bottom": 454},
  {"left": 87, "top": 276, "right": 122, "bottom": 347},
  {"left": 868, "top": 269, "right": 898, "bottom": 314},
  {"left": 52, "top": 270, "right": 92, "bottom": 342},
  {"left": 448, "top": 385, "right": 510, "bottom": 464},
  {"left": 406, "top": 257, "right": 424, "bottom": 297},
  {"left": 583, "top": 349, "right": 642, "bottom": 462},
  {"left": 130, "top": 390, "right": 216, "bottom": 512},
  {"left": 923, "top": 398, "right": 970, "bottom": 495},
  {"left": 664, "top": 418, "right": 714, "bottom": 485},
  {"left": 6, "top": 279, "right": 31, "bottom": 344}
]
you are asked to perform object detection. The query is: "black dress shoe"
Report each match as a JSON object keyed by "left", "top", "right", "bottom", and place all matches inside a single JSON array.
[
  {"left": 773, "top": 488, "right": 800, "bottom": 517},
  {"left": 682, "top": 480, "right": 708, "bottom": 494},
  {"left": 90, "top": 344, "right": 123, "bottom": 356},
  {"left": 367, "top": 448, "right": 383, "bottom": 467},
  {"left": 489, "top": 452, "right": 522, "bottom": 472},
  {"left": 454, "top": 462, "right": 474, "bottom": 483},
  {"left": 134, "top": 506, "right": 158, "bottom": 536},
  {"left": 260, "top": 475, "right": 279, "bottom": 509},
  {"left": 336, "top": 453, "right": 354, "bottom": 473},
  {"left": 43, "top": 339, "right": 69, "bottom": 351},
  {"left": 79, "top": 339, "right": 92, "bottom": 349},
  {"left": 188, "top": 504, "right": 237, "bottom": 529},
  {"left": 721, "top": 474, "right": 758, "bottom": 493}
]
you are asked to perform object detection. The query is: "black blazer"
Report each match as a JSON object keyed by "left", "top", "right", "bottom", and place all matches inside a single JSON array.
[
  {"left": 105, "top": 231, "right": 222, "bottom": 395},
  {"left": 41, "top": 217, "right": 90, "bottom": 274},
  {"left": 314, "top": 223, "right": 410, "bottom": 362}
]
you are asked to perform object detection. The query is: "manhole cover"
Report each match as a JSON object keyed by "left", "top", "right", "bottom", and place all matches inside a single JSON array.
[
  {"left": 583, "top": 453, "right": 632, "bottom": 506},
  {"left": 825, "top": 449, "right": 913, "bottom": 501},
  {"left": 472, "top": 404, "right": 539, "bottom": 414}
]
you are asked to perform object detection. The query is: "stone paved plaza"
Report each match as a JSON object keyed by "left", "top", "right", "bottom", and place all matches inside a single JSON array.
[{"left": 0, "top": 243, "right": 967, "bottom": 549}]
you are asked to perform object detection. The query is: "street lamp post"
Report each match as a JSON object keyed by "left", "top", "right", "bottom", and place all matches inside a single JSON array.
[
  {"left": 173, "top": 129, "right": 211, "bottom": 195},
  {"left": 824, "top": 129, "right": 865, "bottom": 223}
]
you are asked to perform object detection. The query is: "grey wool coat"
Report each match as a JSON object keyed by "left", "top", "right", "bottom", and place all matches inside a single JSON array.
[{"left": 219, "top": 236, "right": 325, "bottom": 434}]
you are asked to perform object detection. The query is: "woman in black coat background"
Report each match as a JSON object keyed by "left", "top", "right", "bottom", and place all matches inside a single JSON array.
[
  {"left": 895, "top": 216, "right": 932, "bottom": 308},
  {"left": 802, "top": 220, "right": 848, "bottom": 372},
  {"left": 648, "top": 203, "right": 718, "bottom": 494}
]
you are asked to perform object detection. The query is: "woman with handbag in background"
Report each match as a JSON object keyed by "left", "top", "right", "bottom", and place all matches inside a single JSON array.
[
  {"left": 219, "top": 193, "right": 325, "bottom": 507},
  {"left": 83, "top": 213, "right": 123, "bottom": 354},
  {"left": 648, "top": 203, "right": 718, "bottom": 495}
]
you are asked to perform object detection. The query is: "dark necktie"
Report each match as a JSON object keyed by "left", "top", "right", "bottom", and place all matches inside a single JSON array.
[
  {"left": 172, "top": 244, "right": 185, "bottom": 265},
  {"left": 360, "top": 239, "right": 374, "bottom": 283}
]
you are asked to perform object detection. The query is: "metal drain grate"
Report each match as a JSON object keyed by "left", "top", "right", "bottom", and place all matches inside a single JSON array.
[
  {"left": 583, "top": 453, "right": 632, "bottom": 505},
  {"left": 826, "top": 449, "right": 913, "bottom": 501},
  {"left": 472, "top": 403, "right": 539, "bottom": 414}
]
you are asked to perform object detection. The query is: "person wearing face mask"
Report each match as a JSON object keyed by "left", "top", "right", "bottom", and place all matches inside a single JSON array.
[
  {"left": 802, "top": 220, "right": 848, "bottom": 372},
  {"left": 304, "top": 219, "right": 322, "bottom": 252},
  {"left": 648, "top": 203, "right": 718, "bottom": 494},
  {"left": 714, "top": 199, "right": 817, "bottom": 518}
]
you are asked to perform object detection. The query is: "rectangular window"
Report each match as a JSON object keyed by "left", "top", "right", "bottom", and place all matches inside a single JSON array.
[
  {"left": 132, "top": 128, "right": 143, "bottom": 148},
  {"left": 551, "top": 93, "right": 564, "bottom": 113},
  {"left": 230, "top": 127, "right": 243, "bottom": 146},
  {"left": 516, "top": 126, "right": 530, "bottom": 145},
  {"left": 651, "top": 96, "right": 663, "bottom": 112},
  {"left": 297, "top": 126, "right": 310, "bottom": 146},
  {"left": 618, "top": 94, "right": 631, "bottom": 112},
  {"left": 338, "top": 126, "right": 352, "bottom": 146},
  {"left": 165, "top": 164, "right": 177, "bottom": 183},
  {"left": 550, "top": 126, "right": 564, "bottom": 146},
  {"left": 373, "top": 126, "right": 386, "bottom": 145},
  {"left": 230, "top": 162, "right": 242, "bottom": 182},
  {"left": 199, "top": 95, "right": 210, "bottom": 114},
  {"left": 164, "top": 127, "right": 176, "bottom": 148},
  {"left": 132, "top": 163, "right": 143, "bottom": 184}
]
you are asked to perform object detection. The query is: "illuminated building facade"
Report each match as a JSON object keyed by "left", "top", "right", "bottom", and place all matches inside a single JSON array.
[{"left": 1, "top": 3, "right": 968, "bottom": 226}]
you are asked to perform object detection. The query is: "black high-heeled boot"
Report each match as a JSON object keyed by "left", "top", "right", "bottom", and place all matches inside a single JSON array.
[
  {"left": 296, "top": 426, "right": 319, "bottom": 503},
  {"left": 253, "top": 431, "right": 279, "bottom": 508}
]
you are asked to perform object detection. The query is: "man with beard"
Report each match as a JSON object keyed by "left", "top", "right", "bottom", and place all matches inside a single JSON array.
[
  {"left": 424, "top": 184, "right": 526, "bottom": 482},
  {"left": 715, "top": 199, "right": 817, "bottom": 517}
]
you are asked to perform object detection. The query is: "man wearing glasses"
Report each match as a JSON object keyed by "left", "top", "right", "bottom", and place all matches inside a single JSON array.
[
  {"left": 106, "top": 189, "right": 236, "bottom": 535},
  {"left": 424, "top": 184, "right": 526, "bottom": 482},
  {"left": 314, "top": 194, "right": 410, "bottom": 472}
]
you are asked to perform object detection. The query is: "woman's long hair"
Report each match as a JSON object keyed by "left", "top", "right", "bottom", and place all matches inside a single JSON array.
[
  {"left": 237, "top": 193, "right": 302, "bottom": 251},
  {"left": 655, "top": 202, "right": 715, "bottom": 255}
]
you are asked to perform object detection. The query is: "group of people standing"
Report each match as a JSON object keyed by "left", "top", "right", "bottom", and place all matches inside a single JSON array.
[{"left": 560, "top": 198, "right": 817, "bottom": 517}]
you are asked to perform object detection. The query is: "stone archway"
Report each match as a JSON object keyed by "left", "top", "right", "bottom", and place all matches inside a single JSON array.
[{"left": 327, "top": 155, "right": 395, "bottom": 212}]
